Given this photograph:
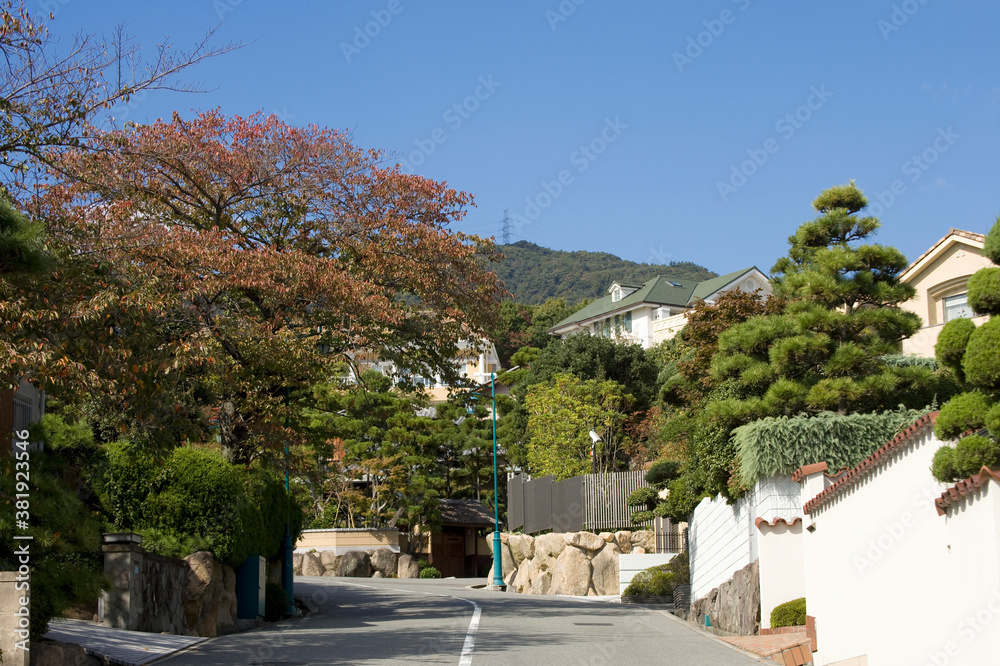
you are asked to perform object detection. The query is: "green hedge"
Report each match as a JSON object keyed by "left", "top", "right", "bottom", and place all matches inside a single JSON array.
[
  {"left": 735, "top": 408, "right": 930, "bottom": 483},
  {"left": 419, "top": 566, "right": 442, "bottom": 579},
  {"left": 771, "top": 597, "right": 806, "bottom": 628},
  {"left": 623, "top": 552, "right": 689, "bottom": 597}
]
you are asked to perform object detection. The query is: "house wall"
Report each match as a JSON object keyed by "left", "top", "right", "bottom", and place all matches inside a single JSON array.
[
  {"left": 757, "top": 521, "right": 805, "bottom": 629},
  {"left": 803, "top": 427, "right": 950, "bottom": 665},
  {"left": 900, "top": 237, "right": 991, "bottom": 357},
  {"left": 689, "top": 476, "right": 801, "bottom": 601}
]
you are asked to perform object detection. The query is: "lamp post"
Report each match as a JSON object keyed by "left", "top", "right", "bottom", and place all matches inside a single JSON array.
[{"left": 485, "top": 364, "right": 518, "bottom": 590}]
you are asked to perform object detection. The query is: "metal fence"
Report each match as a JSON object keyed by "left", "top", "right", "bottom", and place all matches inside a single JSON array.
[{"left": 508, "top": 471, "right": 686, "bottom": 553}]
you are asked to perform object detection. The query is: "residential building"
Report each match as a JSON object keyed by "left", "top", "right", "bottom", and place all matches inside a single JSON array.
[
  {"left": 899, "top": 228, "right": 992, "bottom": 357},
  {"left": 547, "top": 267, "right": 771, "bottom": 349},
  {"left": 3, "top": 379, "right": 45, "bottom": 451}
]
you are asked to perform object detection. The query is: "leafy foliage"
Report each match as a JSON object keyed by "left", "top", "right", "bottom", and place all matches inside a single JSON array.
[
  {"left": 419, "top": 566, "right": 442, "bottom": 579},
  {"left": 494, "top": 241, "right": 714, "bottom": 305},
  {"left": 771, "top": 597, "right": 807, "bottom": 628},
  {"left": 645, "top": 459, "right": 683, "bottom": 488},
  {"left": 735, "top": 409, "right": 931, "bottom": 482},
  {"left": 622, "top": 552, "right": 689, "bottom": 597},
  {"left": 967, "top": 268, "right": 1000, "bottom": 317},
  {"left": 936, "top": 318, "right": 976, "bottom": 381},
  {"left": 264, "top": 582, "right": 289, "bottom": 621},
  {"left": 963, "top": 318, "right": 1000, "bottom": 390},
  {"left": 935, "top": 392, "right": 991, "bottom": 441},
  {"left": 933, "top": 436, "right": 1000, "bottom": 482},
  {"left": 626, "top": 486, "right": 658, "bottom": 507}
]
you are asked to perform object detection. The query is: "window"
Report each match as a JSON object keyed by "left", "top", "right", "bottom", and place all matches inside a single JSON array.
[
  {"left": 611, "top": 287, "right": 622, "bottom": 302},
  {"left": 944, "top": 293, "right": 974, "bottom": 322},
  {"left": 624, "top": 311, "right": 632, "bottom": 332}
]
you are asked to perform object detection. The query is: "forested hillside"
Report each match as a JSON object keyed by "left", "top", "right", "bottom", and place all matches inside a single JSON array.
[{"left": 494, "top": 241, "right": 716, "bottom": 304}]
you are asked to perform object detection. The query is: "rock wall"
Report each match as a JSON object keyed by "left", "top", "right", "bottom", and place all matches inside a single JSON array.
[
  {"left": 294, "top": 548, "right": 420, "bottom": 579},
  {"left": 489, "top": 530, "right": 655, "bottom": 597},
  {"left": 688, "top": 560, "right": 760, "bottom": 636},
  {"left": 102, "top": 540, "right": 237, "bottom": 638}
]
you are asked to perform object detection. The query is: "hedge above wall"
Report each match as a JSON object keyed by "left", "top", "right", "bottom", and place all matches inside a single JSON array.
[{"left": 735, "top": 408, "right": 931, "bottom": 482}]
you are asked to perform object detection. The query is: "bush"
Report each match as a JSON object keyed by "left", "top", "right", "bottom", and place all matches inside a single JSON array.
[
  {"left": 935, "top": 318, "right": 976, "bottom": 380},
  {"left": 964, "top": 319, "right": 1000, "bottom": 390},
  {"left": 419, "top": 566, "right": 442, "bottom": 579},
  {"left": 968, "top": 267, "right": 1000, "bottom": 317},
  {"left": 935, "top": 392, "right": 990, "bottom": 440},
  {"left": 630, "top": 510, "right": 654, "bottom": 525},
  {"left": 626, "top": 486, "right": 658, "bottom": 507},
  {"left": 983, "top": 214, "right": 1000, "bottom": 265},
  {"left": 622, "top": 553, "right": 689, "bottom": 597},
  {"left": 97, "top": 440, "right": 161, "bottom": 528},
  {"left": 645, "top": 460, "right": 683, "bottom": 488},
  {"left": 931, "top": 446, "right": 958, "bottom": 482},
  {"left": 953, "top": 435, "right": 1000, "bottom": 479},
  {"left": 987, "top": 403, "right": 1000, "bottom": 439},
  {"left": 771, "top": 597, "right": 807, "bottom": 628},
  {"left": 265, "top": 582, "right": 289, "bottom": 621}
]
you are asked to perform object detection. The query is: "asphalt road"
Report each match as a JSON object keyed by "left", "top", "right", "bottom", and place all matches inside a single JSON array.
[{"left": 162, "top": 576, "right": 764, "bottom": 665}]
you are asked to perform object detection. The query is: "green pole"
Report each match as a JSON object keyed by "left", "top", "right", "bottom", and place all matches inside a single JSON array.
[{"left": 491, "top": 372, "right": 504, "bottom": 588}]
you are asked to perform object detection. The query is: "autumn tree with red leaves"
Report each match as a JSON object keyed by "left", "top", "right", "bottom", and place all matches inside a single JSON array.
[{"left": 34, "top": 109, "right": 506, "bottom": 461}]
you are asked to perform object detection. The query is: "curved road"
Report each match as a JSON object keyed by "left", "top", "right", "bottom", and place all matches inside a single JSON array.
[{"left": 162, "top": 576, "right": 763, "bottom": 665}]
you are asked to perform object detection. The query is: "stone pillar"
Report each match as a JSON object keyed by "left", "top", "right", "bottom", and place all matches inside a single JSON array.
[
  {"left": 101, "top": 533, "right": 145, "bottom": 631},
  {"left": 0, "top": 570, "right": 30, "bottom": 666}
]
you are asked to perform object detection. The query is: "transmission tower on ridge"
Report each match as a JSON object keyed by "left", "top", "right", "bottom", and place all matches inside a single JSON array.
[{"left": 500, "top": 209, "right": 512, "bottom": 245}]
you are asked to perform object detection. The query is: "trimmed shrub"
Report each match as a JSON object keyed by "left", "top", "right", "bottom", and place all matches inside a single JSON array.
[
  {"left": 623, "top": 553, "right": 689, "bottom": 597},
  {"left": 645, "top": 460, "right": 683, "bottom": 488},
  {"left": 935, "top": 392, "right": 990, "bottom": 441},
  {"left": 983, "top": 214, "right": 1000, "bottom": 265},
  {"left": 964, "top": 318, "right": 1000, "bottom": 390},
  {"left": 935, "top": 318, "right": 976, "bottom": 380},
  {"left": 967, "top": 267, "right": 1000, "bottom": 317},
  {"left": 626, "top": 486, "right": 658, "bottom": 507},
  {"left": 97, "top": 440, "right": 161, "bottom": 528},
  {"left": 630, "top": 510, "right": 655, "bottom": 525},
  {"left": 986, "top": 403, "right": 1000, "bottom": 439},
  {"left": 953, "top": 435, "right": 1000, "bottom": 479},
  {"left": 771, "top": 597, "right": 807, "bottom": 628},
  {"left": 419, "top": 566, "right": 442, "bottom": 579},
  {"left": 265, "top": 582, "right": 289, "bottom": 621},
  {"left": 931, "top": 446, "right": 958, "bottom": 483}
]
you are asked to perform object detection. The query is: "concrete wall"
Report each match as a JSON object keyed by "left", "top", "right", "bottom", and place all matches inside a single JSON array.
[
  {"left": 757, "top": 520, "right": 804, "bottom": 629},
  {"left": 295, "top": 528, "right": 400, "bottom": 554},
  {"left": 690, "top": 476, "right": 801, "bottom": 601},
  {"left": 802, "top": 426, "right": 951, "bottom": 665},
  {"left": 103, "top": 542, "right": 189, "bottom": 634}
]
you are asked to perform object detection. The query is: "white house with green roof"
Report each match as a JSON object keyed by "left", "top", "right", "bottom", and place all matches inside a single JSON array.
[{"left": 547, "top": 267, "right": 771, "bottom": 349}]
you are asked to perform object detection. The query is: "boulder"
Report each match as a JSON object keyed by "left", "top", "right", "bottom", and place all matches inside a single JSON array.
[
  {"left": 217, "top": 565, "right": 237, "bottom": 630},
  {"left": 598, "top": 532, "right": 615, "bottom": 543},
  {"left": 630, "top": 530, "right": 655, "bottom": 553},
  {"left": 632, "top": 546, "right": 646, "bottom": 555},
  {"left": 615, "top": 531, "right": 633, "bottom": 554},
  {"left": 371, "top": 571, "right": 384, "bottom": 579},
  {"left": 565, "top": 531, "right": 606, "bottom": 553},
  {"left": 337, "top": 550, "right": 373, "bottom": 578},
  {"left": 320, "top": 550, "right": 339, "bottom": 569},
  {"left": 267, "top": 560, "right": 283, "bottom": 586},
  {"left": 397, "top": 553, "right": 420, "bottom": 579},
  {"left": 486, "top": 532, "right": 517, "bottom": 579},
  {"left": 529, "top": 562, "right": 553, "bottom": 595},
  {"left": 370, "top": 548, "right": 399, "bottom": 578},
  {"left": 300, "top": 552, "right": 324, "bottom": 577},
  {"left": 590, "top": 543, "right": 621, "bottom": 596},
  {"left": 533, "top": 532, "right": 567, "bottom": 560},
  {"left": 511, "top": 559, "right": 533, "bottom": 593},
  {"left": 292, "top": 552, "right": 304, "bottom": 574},
  {"left": 31, "top": 641, "right": 102, "bottom": 666},
  {"left": 183, "top": 551, "right": 223, "bottom": 637},
  {"left": 507, "top": 534, "right": 535, "bottom": 567},
  {"left": 550, "top": 546, "right": 592, "bottom": 596}
]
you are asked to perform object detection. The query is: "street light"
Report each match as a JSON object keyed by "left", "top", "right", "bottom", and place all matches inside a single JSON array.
[{"left": 480, "top": 365, "right": 518, "bottom": 590}]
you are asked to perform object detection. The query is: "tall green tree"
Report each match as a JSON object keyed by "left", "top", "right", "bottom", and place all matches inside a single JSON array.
[{"left": 525, "top": 373, "right": 633, "bottom": 479}]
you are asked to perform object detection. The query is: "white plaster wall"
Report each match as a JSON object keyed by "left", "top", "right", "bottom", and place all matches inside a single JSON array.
[
  {"left": 936, "top": 482, "right": 1000, "bottom": 665},
  {"left": 619, "top": 553, "right": 678, "bottom": 594},
  {"left": 758, "top": 522, "right": 804, "bottom": 629},
  {"left": 690, "top": 476, "right": 801, "bottom": 601},
  {"left": 804, "top": 427, "right": 951, "bottom": 665}
]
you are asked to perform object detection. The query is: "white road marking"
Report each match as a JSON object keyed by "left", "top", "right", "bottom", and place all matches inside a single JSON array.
[{"left": 457, "top": 599, "right": 482, "bottom": 666}]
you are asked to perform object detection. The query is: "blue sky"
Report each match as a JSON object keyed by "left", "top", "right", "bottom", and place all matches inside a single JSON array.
[{"left": 43, "top": 1, "right": 999, "bottom": 278}]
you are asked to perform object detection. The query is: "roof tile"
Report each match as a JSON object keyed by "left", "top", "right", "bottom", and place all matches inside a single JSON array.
[{"left": 935, "top": 467, "right": 1000, "bottom": 515}]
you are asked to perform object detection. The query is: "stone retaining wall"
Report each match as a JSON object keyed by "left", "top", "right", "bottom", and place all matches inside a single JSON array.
[
  {"left": 688, "top": 560, "right": 760, "bottom": 636},
  {"left": 294, "top": 548, "right": 421, "bottom": 579},
  {"left": 490, "top": 530, "right": 655, "bottom": 596}
]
